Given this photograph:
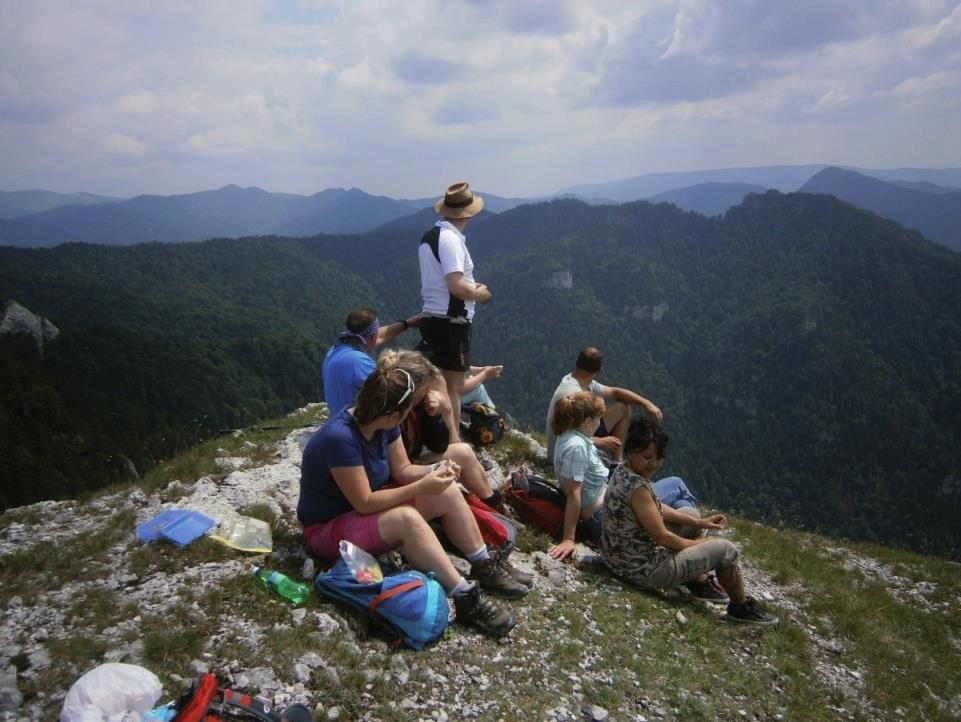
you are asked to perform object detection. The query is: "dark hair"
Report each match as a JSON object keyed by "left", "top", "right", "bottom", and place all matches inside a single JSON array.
[
  {"left": 346, "top": 307, "right": 378, "bottom": 334},
  {"left": 551, "top": 391, "right": 605, "bottom": 436},
  {"left": 353, "top": 367, "right": 414, "bottom": 424},
  {"left": 575, "top": 346, "right": 604, "bottom": 373},
  {"left": 624, "top": 416, "right": 669, "bottom": 459}
]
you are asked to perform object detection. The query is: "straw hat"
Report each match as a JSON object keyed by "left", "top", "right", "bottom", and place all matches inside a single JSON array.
[{"left": 434, "top": 182, "right": 485, "bottom": 219}]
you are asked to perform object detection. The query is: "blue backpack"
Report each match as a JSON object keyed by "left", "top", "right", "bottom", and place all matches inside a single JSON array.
[{"left": 314, "top": 559, "right": 449, "bottom": 650}]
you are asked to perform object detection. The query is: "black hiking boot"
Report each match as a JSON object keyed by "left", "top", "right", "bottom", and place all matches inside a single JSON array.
[
  {"left": 726, "top": 596, "right": 779, "bottom": 626},
  {"left": 684, "top": 575, "right": 729, "bottom": 604},
  {"left": 452, "top": 583, "right": 516, "bottom": 638},
  {"left": 470, "top": 556, "right": 530, "bottom": 599},
  {"left": 493, "top": 545, "right": 534, "bottom": 589}
]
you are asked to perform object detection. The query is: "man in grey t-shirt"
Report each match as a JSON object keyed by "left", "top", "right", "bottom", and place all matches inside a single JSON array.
[{"left": 545, "top": 346, "right": 662, "bottom": 462}]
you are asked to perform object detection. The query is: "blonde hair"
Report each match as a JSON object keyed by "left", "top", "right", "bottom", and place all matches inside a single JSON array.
[
  {"left": 353, "top": 367, "right": 414, "bottom": 424},
  {"left": 551, "top": 391, "right": 605, "bottom": 436},
  {"left": 377, "top": 349, "right": 441, "bottom": 390}
]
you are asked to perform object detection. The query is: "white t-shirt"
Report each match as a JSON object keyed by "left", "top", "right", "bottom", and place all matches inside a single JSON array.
[{"left": 419, "top": 220, "right": 476, "bottom": 321}]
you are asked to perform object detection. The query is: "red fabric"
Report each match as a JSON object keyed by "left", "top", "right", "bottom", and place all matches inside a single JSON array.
[
  {"left": 504, "top": 485, "right": 564, "bottom": 537},
  {"left": 173, "top": 674, "right": 218, "bottom": 722},
  {"left": 464, "top": 493, "right": 511, "bottom": 548}
]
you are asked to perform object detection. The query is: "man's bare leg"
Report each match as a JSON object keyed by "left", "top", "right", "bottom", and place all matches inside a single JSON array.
[
  {"left": 601, "top": 400, "right": 630, "bottom": 461},
  {"left": 442, "top": 369, "right": 466, "bottom": 437}
]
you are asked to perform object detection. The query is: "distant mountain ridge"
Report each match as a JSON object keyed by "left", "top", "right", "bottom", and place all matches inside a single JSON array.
[
  {"left": 800, "top": 167, "right": 961, "bottom": 252},
  {"left": 559, "top": 164, "right": 961, "bottom": 203},
  {"left": 0, "top": 189, "right": 121, "bottom": 219},
  {"left": 5, "top": 163, "right": 961, "bottom": 248},
  {"left": 0, "top": 186, "right": 530, "bottom": 247},
  {"left": 649, "top": 182, "right": 767, "bottom": 216}
]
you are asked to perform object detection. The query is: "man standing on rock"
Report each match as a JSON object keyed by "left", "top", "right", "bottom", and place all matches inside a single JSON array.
[
  {"left": 416, "top": 182, "right": 491, "bottom": 428},
  {"left": 545, "top": 346, "right": 663, "bottom": 463},
  {"left": 321, "top": 307, "right": 421, "bottom": 415}
]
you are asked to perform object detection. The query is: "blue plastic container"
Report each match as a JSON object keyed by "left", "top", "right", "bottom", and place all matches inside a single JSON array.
[
  {"left": 160, "top": 511, "right": 215, "bottom": 546},
  {"left": 137, "top": 509, "right": 215, "bottom": 546}
]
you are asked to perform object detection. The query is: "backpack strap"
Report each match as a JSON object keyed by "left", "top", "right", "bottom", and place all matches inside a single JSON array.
[
  {"left": 368, "top": 578, "right": 424, "bottom": 612},
  {"left": 173, "top": 673, "right": 218, "bottom": 722}
]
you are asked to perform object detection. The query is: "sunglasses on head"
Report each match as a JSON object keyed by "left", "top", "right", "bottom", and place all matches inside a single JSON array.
[{"left": 382, "top": 368, "right": 415, "bottom": 414}]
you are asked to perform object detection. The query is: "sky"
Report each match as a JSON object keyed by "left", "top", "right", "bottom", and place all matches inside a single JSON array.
[{"left": 1, "top": 0, "right": 960, "bottom": 198}]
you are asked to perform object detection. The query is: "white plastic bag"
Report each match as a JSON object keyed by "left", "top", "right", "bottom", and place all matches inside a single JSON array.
[{"left": 60, "top": 663, "right": 162, "bottom": 722}]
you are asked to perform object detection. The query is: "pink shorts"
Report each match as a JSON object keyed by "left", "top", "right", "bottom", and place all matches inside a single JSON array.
[
  {"left": 302, "top": 497, "right": 416, "bottom": 560},
  {"left": 303, "top": 511, "right": 391, "bottom": 560}
]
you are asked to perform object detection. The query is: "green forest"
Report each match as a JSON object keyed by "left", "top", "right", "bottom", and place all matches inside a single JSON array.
[{"left": 2, "top": 192, "right": 961, "bottom": 557}]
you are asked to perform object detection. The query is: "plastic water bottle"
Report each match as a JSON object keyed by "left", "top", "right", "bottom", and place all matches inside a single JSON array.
[{"left": 253, "top": 566, "right": 310, "bottom": 605}]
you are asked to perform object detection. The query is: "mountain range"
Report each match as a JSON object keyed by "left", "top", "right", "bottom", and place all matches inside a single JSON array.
[
  {"left": 2, "top": 190, "right": 960, "bottom": 558},
  {"left": 800, "top": 167, "right": 961, "bottom": 252}
]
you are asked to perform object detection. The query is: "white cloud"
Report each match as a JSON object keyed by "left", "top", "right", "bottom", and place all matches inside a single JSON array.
[
  {"left": 0, "top": 0, "right": 959, "bottom": 197},
  {"left": 104, "top": 132, "right": 149, "bottom": 157}
]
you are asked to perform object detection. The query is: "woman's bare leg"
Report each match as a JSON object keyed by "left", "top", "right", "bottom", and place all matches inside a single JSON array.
[{"left": 377, "top": 506, "right": 462, "bottom": 590}]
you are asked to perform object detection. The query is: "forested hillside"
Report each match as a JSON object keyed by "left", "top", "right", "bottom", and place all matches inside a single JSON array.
[
  {"left": 0, "top": 238, "right": 409, "bottom": 508},
  {"left": 2, "top": 192, "right": 961, "bottom": 557}
]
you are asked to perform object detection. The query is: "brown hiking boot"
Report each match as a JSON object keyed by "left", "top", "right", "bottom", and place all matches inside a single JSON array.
[
  {"left": 494, "top": 546, "right": 534, "bottom": 589},
  {"left": 470, "top": 556, "right": 530, "bottom": 599},
  {"left": 452, "top": 583, "right": 516, "bottom": 638}
]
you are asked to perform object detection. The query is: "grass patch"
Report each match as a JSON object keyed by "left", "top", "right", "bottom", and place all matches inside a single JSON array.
[
  {"left": 0, "top": 509, "right": 135, "bottom": 603},
  {"left": 136, "top": 405, "right": 328, "bottom": 497},
  {"left": 0, "top": 505, "right": 45, "bottom": 531},
  {"left": 127, "top": 536, "right": 232, "bottom": 579},
  {"left": 736, "top": 518, "right": 961, "bottom": 721}
]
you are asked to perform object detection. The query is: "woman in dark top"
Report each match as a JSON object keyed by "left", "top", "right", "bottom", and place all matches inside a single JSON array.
[
  {"left": 298, "top": 366, "right": 521, "bottom": 637},
  {"left": 601, "top": 417, "right": 779, "bottom": 626}
]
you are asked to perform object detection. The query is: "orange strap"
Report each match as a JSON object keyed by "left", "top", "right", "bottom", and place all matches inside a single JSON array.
[
  {"left": 368, "top": 579, "right": 423, "bottom": 612},
  {"left": 173, "top": 674, "right": 218, "bottom": 722}
]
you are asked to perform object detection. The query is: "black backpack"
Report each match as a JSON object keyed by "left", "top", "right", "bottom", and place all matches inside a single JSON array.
[{"left": 460, "top": 402, "right": 508, "bottom": 446}]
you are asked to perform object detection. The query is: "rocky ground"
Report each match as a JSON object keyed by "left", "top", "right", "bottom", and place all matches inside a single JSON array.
[{"left": 1, "top": 405, "right": 959, "bottom": 721}]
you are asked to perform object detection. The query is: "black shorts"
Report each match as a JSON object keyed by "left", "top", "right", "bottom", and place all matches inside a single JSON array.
[{"left": 417, "top": 316, "right": 471, "bottom": 372}]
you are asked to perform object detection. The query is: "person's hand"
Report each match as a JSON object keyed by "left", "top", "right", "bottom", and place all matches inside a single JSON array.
[
  {"left": 406, "top": 313, "right": 424, "bottom": 328},
  {"left": 644, "top": 401, "right": 663, "bottom": 424},
  {"left": 423, "top": 389, "right": 442, "bottom": 416},
  {"left": 483, "top": 364, "right": 503, "bottom": 380},
  {"left": 474, "top": 283, "right": 492, "bottom": 304},
  {"left": 420, "top": 463, "right": 455, "bottom": 494},
  {"left": 549, "top": 539, "right": 576, "bottom": 561},
  {"left": 446, "top": 459, "right": 462, "bottom": 481},
  {"left": 702, "top": 513, "right": 727, "bottom": 530},
  {"left": 593, "top": 435, "right": 622, "bottom": 455}
]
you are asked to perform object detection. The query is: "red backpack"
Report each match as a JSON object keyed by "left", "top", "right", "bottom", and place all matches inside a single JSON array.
[{"left": 504, "top": 473, "right": 568, "bottom": 538}]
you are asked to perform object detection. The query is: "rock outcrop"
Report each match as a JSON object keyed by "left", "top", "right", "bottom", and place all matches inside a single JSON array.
[{"left": 0, "top": 301, "right": 60, "bottom": 350}]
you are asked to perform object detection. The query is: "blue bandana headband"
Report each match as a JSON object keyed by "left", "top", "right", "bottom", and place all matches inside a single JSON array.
[{"left": 337, "top": 318, "right": 380, "bottom": 345}]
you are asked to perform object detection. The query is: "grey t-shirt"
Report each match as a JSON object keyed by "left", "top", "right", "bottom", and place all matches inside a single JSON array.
[{"left": 544, "top": 373, "right": 606, "bottom": 461}]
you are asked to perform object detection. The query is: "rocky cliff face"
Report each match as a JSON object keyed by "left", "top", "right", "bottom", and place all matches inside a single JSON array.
[
  {"left": 0, "top": 405, "right": 958, "bottom": 722},
  {"left": 0, "top": 302, "right": 59, "bottom": 349}
]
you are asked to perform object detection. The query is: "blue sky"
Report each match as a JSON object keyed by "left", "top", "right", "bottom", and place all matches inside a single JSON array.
[{"left": 1, "top": 1, "right": 959, "bottom": 198}]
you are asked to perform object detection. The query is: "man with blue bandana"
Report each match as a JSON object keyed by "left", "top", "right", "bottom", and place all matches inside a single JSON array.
[{"left": 322, "top": 307, "right": 421, "bottom": 415}]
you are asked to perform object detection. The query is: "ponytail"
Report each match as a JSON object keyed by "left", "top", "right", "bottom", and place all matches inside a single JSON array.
[
  {"left": 377, "top": 349, "right": 441, "bottom": 390},
  {"left": 551, "top": 391, "right": 605, "bottom": 435},
  {"left": 354, "top": 367, "right": 414, "bottom": 424}
]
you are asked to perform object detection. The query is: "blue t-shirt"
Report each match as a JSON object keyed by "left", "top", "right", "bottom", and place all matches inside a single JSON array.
[
  {"left": 554, "top": 429, "right": 610, "bottom": 511},
  {"left": 322, "top": 342, "right": 376, "bottom": 415},
  {"left": 297, "top": 408, "right": 401, "bottom": 525}
]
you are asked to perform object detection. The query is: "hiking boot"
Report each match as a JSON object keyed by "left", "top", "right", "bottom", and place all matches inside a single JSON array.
[
  {"left": 470, "top": 556, "right": 530, "bottom": 599},
  {"left": 726, "top": 596, "right": 779, "bottom": 626},
  {"left": 684, "top": 575, "right": 729, "bottom": 604},
  {"left": 452, "top": 583, "right": 516, "bottom": 638},
  {"left": 493, "top": 546, "right": 534, "bottom": 589}
]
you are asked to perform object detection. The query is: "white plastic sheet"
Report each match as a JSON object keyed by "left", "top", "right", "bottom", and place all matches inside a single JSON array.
[{"left": 60, "top": 663, "right": 162, "bottom": 722}]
